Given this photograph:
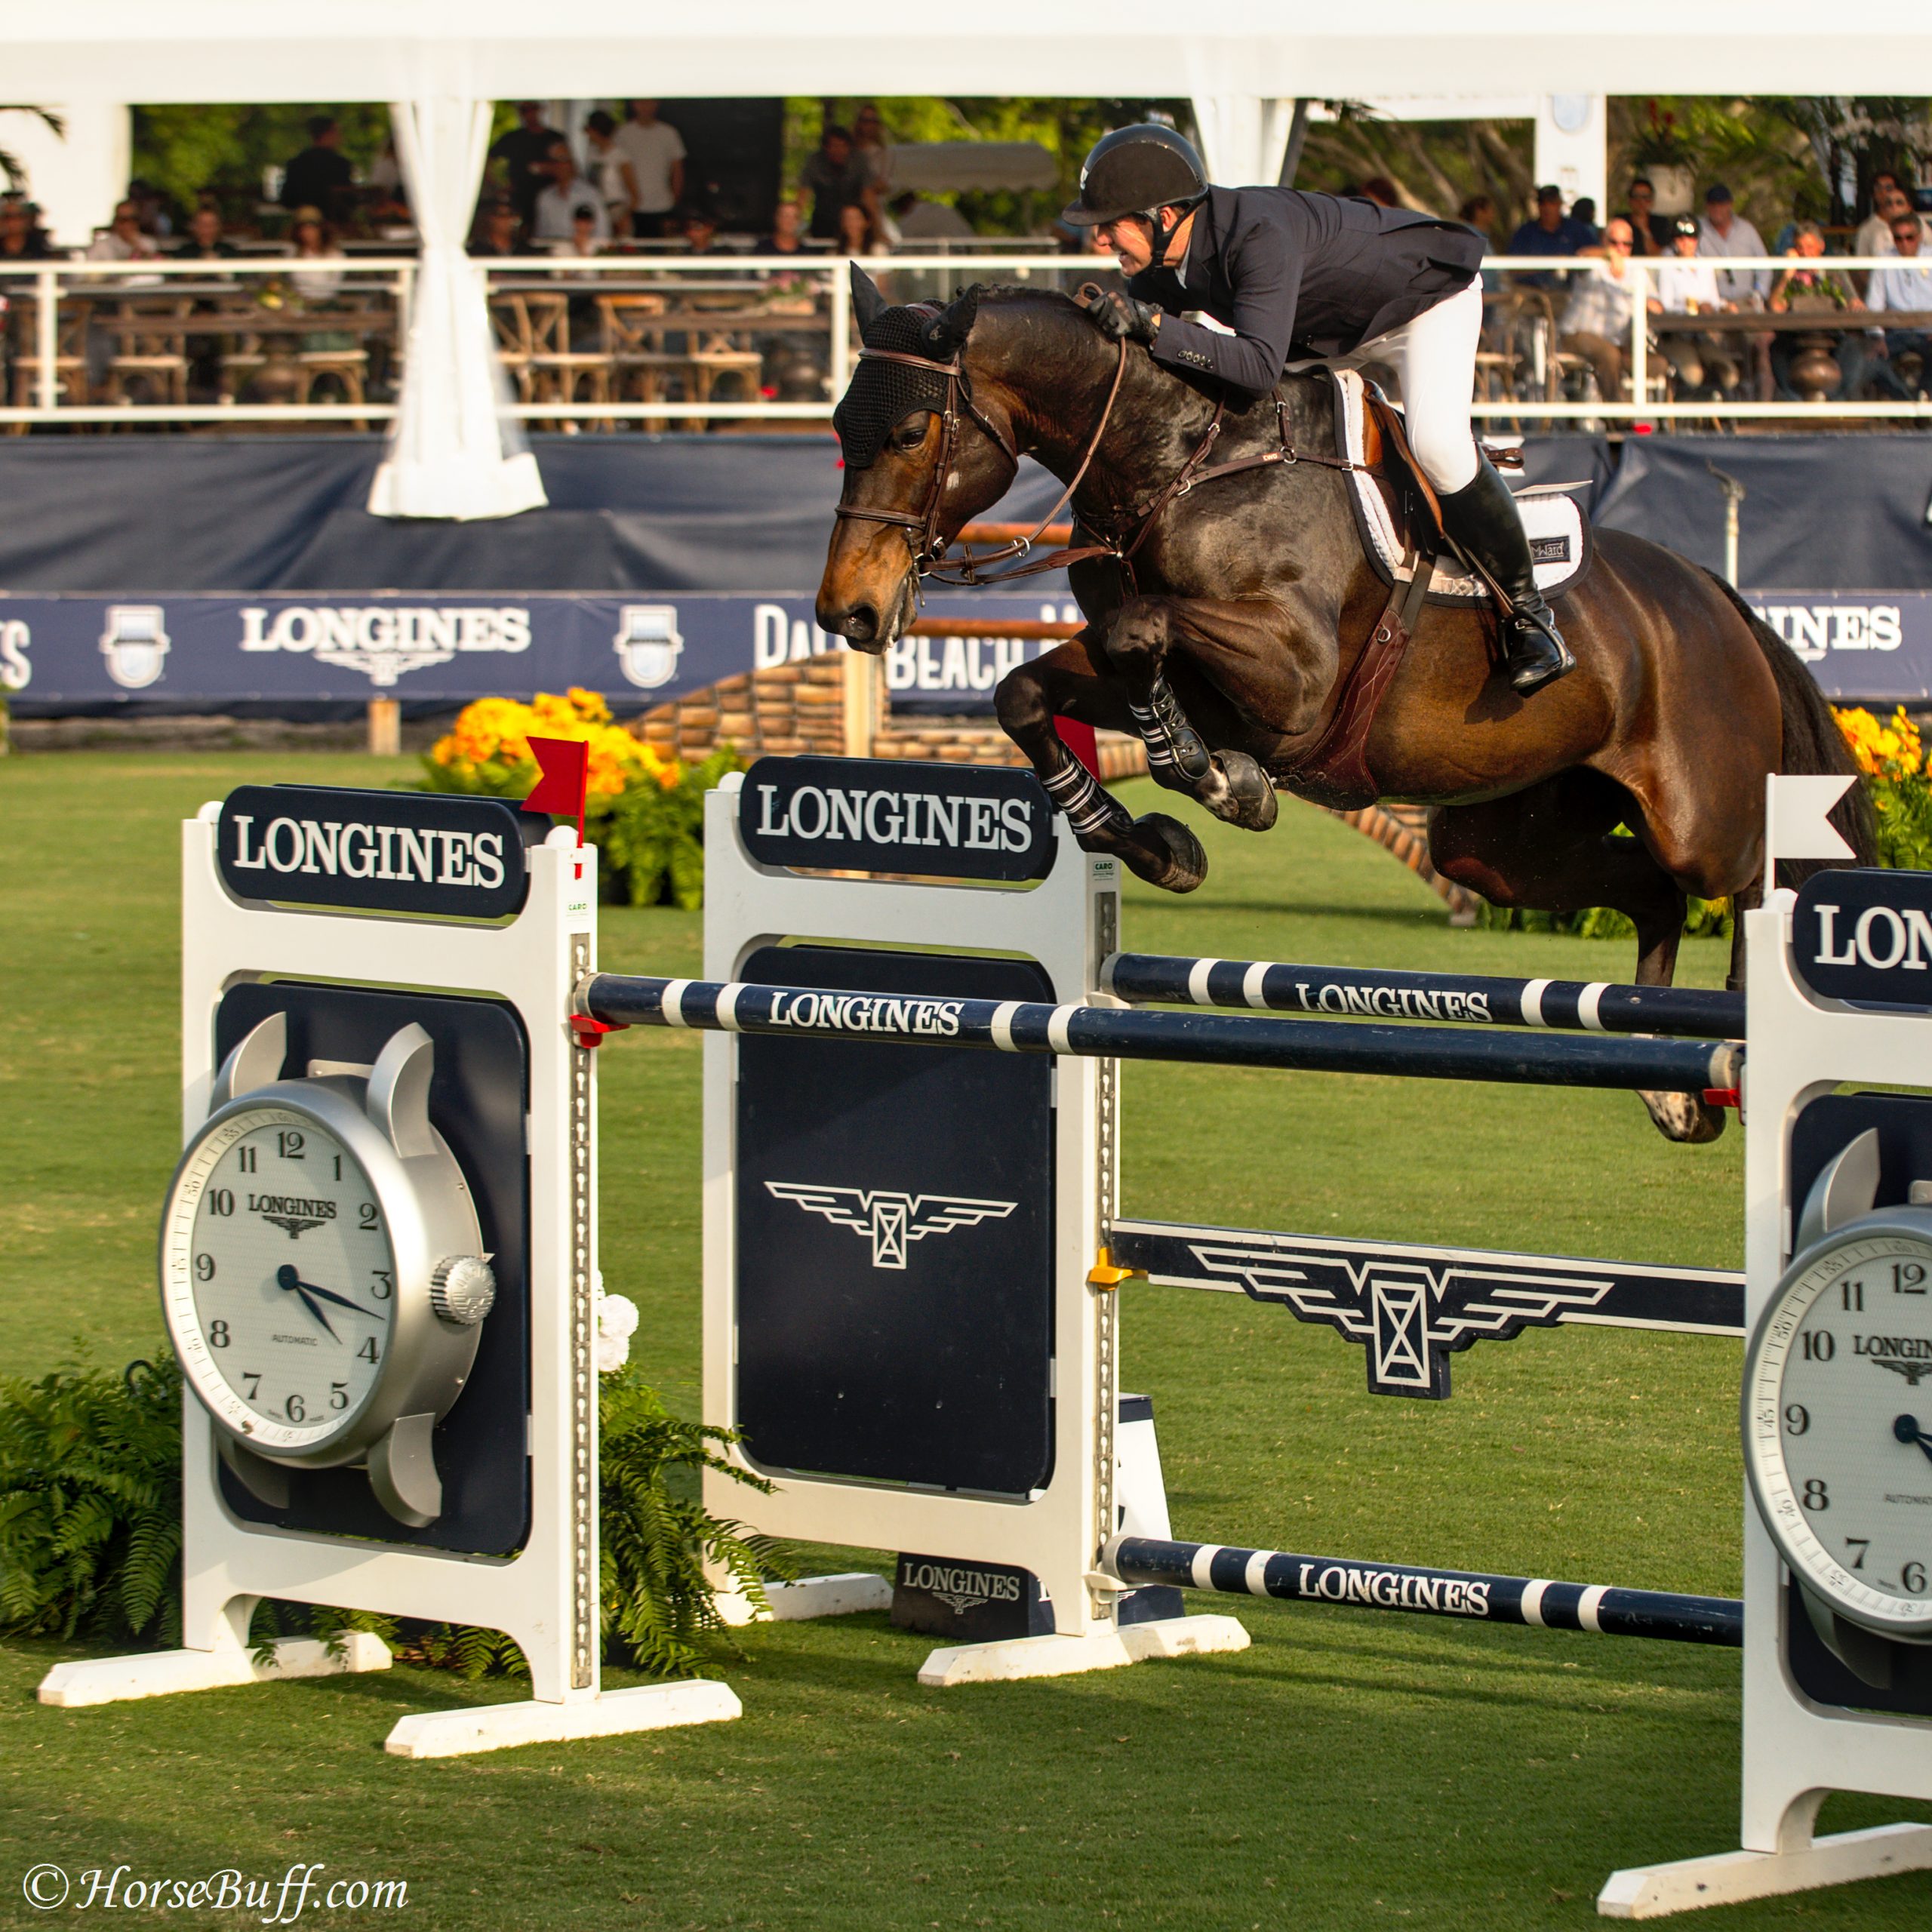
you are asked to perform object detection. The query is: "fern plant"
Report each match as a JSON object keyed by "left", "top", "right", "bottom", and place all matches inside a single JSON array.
[
  {"left": 599, "top": 1367, "right": 793, "bottom": 1674},
  {"left": 0, "top": 1355, "right": 183, "bottom": 1646},
  {"left": 0, "top": 1351, "right": 789, "bottom": 1682}
]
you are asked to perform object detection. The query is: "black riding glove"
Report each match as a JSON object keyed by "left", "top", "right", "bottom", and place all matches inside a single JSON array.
[{"left": 1081, "top": 285, "right": 1161, "bottom": 346}]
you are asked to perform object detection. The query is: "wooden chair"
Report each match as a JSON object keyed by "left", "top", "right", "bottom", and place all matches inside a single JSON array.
[
  {"left": 597, "top": 294, "right": 685, "bottom": 414},
  {"left": 298, "top": 348, "right": 370, "bottom": 429},
  {"left": 8, "top": 294, "right": 88, "bottom": 423},
  {"left": 103, "top": 297, "right": 192, "bottom": 411},
  {"left": 521, "top": 291, "right": 610, "bottom": 431},
  {"left": 488, "top": 293, "right": 536, "bottom": 402}
]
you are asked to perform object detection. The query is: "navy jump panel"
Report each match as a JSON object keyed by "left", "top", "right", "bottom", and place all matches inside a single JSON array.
[{"left": 734, "top": 945, "right": 1057, "bottom": 1496}]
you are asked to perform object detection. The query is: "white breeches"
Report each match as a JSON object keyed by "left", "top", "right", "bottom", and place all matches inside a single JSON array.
[{"left": 1334, "top": 278, "right": 1484, "bottom": 494}]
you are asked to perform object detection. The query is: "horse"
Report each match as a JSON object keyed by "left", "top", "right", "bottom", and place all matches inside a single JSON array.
[{"left": 814, "top": 271, "right": 1871, "bottom": 1143}]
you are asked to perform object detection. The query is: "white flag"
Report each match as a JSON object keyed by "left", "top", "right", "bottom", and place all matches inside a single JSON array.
[{"left": 1767, "top": 774, "right": 1856, "bottom": 865}]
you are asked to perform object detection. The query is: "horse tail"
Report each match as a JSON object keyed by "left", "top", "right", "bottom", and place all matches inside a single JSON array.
[{"left": 1703, "top": 569, "right": 1876, "bottom": 878}]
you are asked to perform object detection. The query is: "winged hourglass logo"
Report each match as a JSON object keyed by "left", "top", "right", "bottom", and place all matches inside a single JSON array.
[{"left": 764, "top": 1183, "right": 1017, "bottom": 1270}]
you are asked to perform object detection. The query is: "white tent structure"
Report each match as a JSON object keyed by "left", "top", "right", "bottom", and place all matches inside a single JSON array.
[{"left": 11, "top": 2, "right": 1929, "bottom": 518}]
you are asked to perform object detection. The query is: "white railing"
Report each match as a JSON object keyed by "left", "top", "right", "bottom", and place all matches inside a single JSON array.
[{"left": 0, "top": 251, "right": 1924, "bottom": 429}]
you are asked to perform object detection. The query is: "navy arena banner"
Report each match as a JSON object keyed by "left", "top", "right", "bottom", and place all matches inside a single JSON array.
[
  {"left": 0, "top": 592, "right": 1084, "bottom": 717},
  {"left": 5, "top": 586, "right": 1932, "bottom": 715}
]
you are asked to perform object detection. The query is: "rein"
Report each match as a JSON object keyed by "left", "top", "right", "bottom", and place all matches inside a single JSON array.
[{"left": 835, "top": 316, "right": 1386, "bottom": 592}]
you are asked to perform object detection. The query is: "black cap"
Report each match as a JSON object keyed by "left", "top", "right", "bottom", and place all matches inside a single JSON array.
[
  {"left": 1673, "top": 215, "right": 1700, "bottom": 238},
  {"left": 1535, "top": 183, "right": 1563, "bottom": 202},
  {"left": 1705, "top": 182, "right": 1734, "bottom": 205},
  {"left": 1063, "top": 124, "right": 1208, "bottom": 227}
]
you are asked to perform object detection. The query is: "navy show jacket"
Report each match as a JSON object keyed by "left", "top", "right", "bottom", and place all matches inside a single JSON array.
[{"left": 1128, "top": 186, "right": 1486, "bottom": 397}]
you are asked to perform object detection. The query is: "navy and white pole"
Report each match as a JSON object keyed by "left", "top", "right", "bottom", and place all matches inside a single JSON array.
[
  {"left": 1100, "top": 1536, "right": 1743, "bottom": 1647},
  {"left": 582, "top": 973, "right": 1743, "bottom": 1097},
  {"left": 1100, "top": 953, "right": 1746, "bottom": 1041}
]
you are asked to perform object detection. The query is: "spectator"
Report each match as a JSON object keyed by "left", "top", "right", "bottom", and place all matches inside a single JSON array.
[
  {"left": 1623, "top": 178, "right": 1671, "bottom": 256},
  {"left": 126, "top": 177, "right": 175, "bottom": 238},
  {"left": 888, "top": 189, "right": 972, "bottom": 242},
  {"left": 366, "top": 135, "right": 405, "bottom": 218},
  {"left": 1697, "top": 184, "right": 1771, "bottom": 306},
  {"left": 1649, "top": 214, "right": 1739, "bottom": 398},
  {"left": 851, "top": 103, "right": 892, "bottom": 212},
  {"left": 85, "top": 199, "right": 163, "bottom": 281},
  {"left": 617, "top": 101, "right": 685, "bottom": 240},
  {"left": 0, "top": 198, "right": 56, "bottom": 260},
  {"left": 180, "top": 205, "right": 238, "bottom": 260},
  {"left": 1457, "top": 195, "right": 1497, "bottom": 244},
  {"left": 583, "top": 112, "right": 638, "bottom": 238},
  {"left": 467, "top": 198, "right": 534, "bottom": 257},
  {"left": 1558, "top": 215, "right": 1640, "bottom": 400},
  {"left": 532, "top": 140, "right": 609, "bottom": 244},
  {"left": 1856, "top": 183, "right": 1932, "bottom": 260},
  {"left": 800, "top": 125, "right": 870, "bottom": 241},
  {"left": 1863, "top": 210, "right": 1932, "bottom": 400},
  {"left": 1768, "top": 221, "right": 1868, "bottom": 399},
  {"left": 1569, "top": 196, "right": 1601, "bottom": 244},
  {"left": 1357, "top": 176, "right": 1400, "bottom": 209},
  {"left": 281, "top": 116, "right": 355, "bottom": 224},
  {"left": 681, "top": 206, "right": 724, "bottom": 257},
  {"left": 834, "top": 200, "right": 885, "bottom": 259},
  {"left": 491, "top": 103, "right": 565, "bottom": 225},
  {"left": 288, "top": 208, "right": 345, "bottom": 303},
  {"left": 758, "top": 197, "right": 808, "bottom": 254},
  {"left": 1506, "top": 184, "right": 1594, "bottom": 287}
]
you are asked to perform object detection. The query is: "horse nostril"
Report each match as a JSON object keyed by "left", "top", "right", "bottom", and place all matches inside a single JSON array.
[{"left": 844, "top": 604, "right": 878, "bottom": 644}]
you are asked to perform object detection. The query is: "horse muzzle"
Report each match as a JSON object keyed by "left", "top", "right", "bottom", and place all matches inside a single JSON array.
[{"left": 816, "top": 572, "right": 918, "bottom": 654}]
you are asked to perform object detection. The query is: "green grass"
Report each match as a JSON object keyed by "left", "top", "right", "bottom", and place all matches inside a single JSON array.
[{"left": 3, "top": 749, "right": 1928, "bottom": 1930}]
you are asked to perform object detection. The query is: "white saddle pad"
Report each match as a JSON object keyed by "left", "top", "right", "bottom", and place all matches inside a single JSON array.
[{"left": 1330, "top": 369, "right": 1589, "bottom": 606}]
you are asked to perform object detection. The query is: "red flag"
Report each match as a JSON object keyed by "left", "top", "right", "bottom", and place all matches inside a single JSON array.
[
  {"left": 1054, "top": 717, "right": 1101, "bottom": 779},
  {"left": 523, "top": 736, "right": 590, "bottom": 844}
]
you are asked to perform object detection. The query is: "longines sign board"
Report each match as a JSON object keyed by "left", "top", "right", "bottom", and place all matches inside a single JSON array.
[
  {"left": 1792, "top": 867, "right": 1932, "bottom": 1008},
  {"left": 0, "top": 592, "right": 1084, "bottom": 716},
  {"left": 739, "top": 756, "right": 1055, "bottom": 882},
  {"left": 217, "top": 785, "right": 534, "bottom": 920}
]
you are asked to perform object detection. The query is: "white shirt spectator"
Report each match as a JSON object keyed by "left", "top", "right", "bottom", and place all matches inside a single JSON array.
[
  {"left": 533, "top": 177, "right": 610, "bottom": 243},
  {"left": 1698, "top": 212, "right": 1771, "bottom": 303},
  {"left": 1856, "top": 210, "right": 1932, "bottom": 257},
  {"left": 617, "top": 118, "right": 686, "bottom": 217},
  {"left": 1654, "top": 258, "right": 1723, "bottom": 313},
  {"left": 1560, "top": 257, "right": 1637, "bottom": 338},
  {"left": 1866, "top": 257, "right": 1932, "bottom": 314}
]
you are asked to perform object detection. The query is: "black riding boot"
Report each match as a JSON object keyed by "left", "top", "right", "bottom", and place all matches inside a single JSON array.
[{"left": 1436, "top": 457, "right": 1576, "bottom": 697}]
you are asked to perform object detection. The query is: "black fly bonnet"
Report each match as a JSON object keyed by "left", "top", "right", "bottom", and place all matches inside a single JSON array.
[{"left": 832, "top": 303, "right": 957, "bottom": 472}]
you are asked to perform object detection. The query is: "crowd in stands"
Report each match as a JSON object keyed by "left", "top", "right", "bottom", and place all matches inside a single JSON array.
[
  {"left": 1463, "top": 170, "right": 1932, "bottom": 403},
  {"left": 2, "top": 102, "right": 1927, "bottom": 413}
]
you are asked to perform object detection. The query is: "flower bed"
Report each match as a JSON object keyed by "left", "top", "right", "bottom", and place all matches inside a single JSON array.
[
  {"left": 420, "top": 689, "right": 743, "bottom": 909},
  {"left": 1835, "top": 706, "right": 1932, "bottom": 872}
]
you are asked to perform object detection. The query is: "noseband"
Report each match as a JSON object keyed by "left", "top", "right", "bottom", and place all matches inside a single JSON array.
[{"left": 833, "top": 330, "right": 1129, "bottom": 587}]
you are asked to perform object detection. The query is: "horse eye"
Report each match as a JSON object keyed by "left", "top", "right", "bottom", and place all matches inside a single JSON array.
[{"left": 891, "top": 415, "right": 931, "bottom": 448}]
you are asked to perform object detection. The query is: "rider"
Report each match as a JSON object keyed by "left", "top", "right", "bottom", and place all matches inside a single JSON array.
[{"left": 1064, "top": 125, "right": 1574, "bottom": 697}]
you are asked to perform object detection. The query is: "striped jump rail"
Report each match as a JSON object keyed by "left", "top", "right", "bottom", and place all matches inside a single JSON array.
[
  {"left": 1100, "top": 953, "right": 1746, "bottom": 1041},
  {"left": 582, "top": 974, "right": 1743, "bottom": 1097},
  {"left": 1099, "top": 1536, "right": 1743, "bottom": 1647}
]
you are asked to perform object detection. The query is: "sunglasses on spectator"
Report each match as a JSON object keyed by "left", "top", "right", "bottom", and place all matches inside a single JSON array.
[
  {"left": 1894, "top": 224, "right": 1921, "bottom": 241},
  {"left": 1605, "top": 235, "right": 1632, "bottom": 248}
]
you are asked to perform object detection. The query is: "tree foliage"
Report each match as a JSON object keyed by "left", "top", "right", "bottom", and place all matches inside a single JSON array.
[{"left": 130, "top": 104, "right": 396, "bottom": 224}]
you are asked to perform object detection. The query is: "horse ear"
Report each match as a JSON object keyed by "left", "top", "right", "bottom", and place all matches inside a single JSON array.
[
  {"left": 849, "top": 263, "right": 888, "bottom": 337},
  {"left": 922, "top": 285, "right": 981, "bottom": 356}
]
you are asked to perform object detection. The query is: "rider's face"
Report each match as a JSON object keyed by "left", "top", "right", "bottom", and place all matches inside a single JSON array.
[{"left": 1094, "top": 213, "right": 1157, "bottom": 275}]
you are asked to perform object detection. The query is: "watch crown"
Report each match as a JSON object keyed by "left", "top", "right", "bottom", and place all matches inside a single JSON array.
[{"left": 430, "top": 1254, "right": 497, "bottom": 1327}]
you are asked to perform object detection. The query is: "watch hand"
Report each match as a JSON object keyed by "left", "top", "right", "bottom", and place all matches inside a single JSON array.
[
  {"left": 295, "top": 1285, "right": 340, "bottom": 1342},
  {"left": 275, "top": 1265, "right": 340, "bottom": 1341},
  {"left": 1892, "top": 1414, "right": 1932, "bottom": 1466},
  {"left": 275, "top": 1265, "right": 377, "bottom": 1319}
]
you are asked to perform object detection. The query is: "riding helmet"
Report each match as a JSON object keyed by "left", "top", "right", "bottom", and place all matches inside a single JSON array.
[{"left": 1062, "top": 124, "right": 1209, "bottom": 227}]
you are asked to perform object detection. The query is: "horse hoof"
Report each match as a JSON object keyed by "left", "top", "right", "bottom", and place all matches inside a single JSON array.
[
  {"left": 1640, "top": 1089, "right": 1727, "bottom": 1145},
  {"left": 1126, "top": 813, "right": 1208, "bottom": 893},
  {"left": 1212, "top": 752, "right": 1279, "bottom": 832}
]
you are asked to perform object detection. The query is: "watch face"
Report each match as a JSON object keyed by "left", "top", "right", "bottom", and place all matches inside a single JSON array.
[
  {"left": 1746, "top": 1226, "right": 1932, "bottom": 1640},
  {"left": 162, "top": 1105, "right": 396, "bottom": 1453}
]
